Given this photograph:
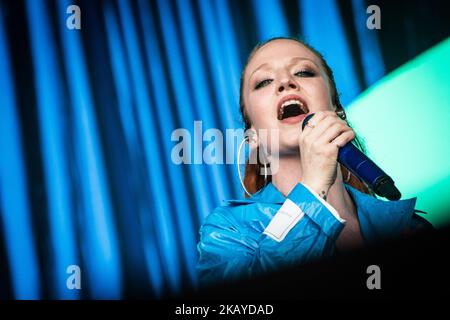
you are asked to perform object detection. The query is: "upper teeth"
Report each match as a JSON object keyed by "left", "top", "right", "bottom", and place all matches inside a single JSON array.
[{"left": 281, "top": 99, "right": 304, "bottom": 108}]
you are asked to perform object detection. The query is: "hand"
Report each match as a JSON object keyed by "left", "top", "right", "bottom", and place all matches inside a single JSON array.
[{"left": 298, "top": 111, "right": 355, "bottom": 198}]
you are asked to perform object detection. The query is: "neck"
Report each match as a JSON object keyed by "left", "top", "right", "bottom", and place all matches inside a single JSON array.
[
  {"left": 271, "top": 154, "right": 304, "bottom": 196},
  {"left": 271, "top": 153, "right": 348, "bottom": 207}
]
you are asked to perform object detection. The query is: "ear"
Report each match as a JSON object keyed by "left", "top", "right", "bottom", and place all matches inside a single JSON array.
[{"left": 247, "top": 125, "right": 259, "bottom": 149}]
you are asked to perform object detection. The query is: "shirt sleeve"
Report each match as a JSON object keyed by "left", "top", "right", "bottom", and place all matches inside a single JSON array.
[
  {"left": 196, "top": 207, "right": 262, "bottom": 287},
  {"left": 285, "top": 183, "right": 346, "bottom": 240}
]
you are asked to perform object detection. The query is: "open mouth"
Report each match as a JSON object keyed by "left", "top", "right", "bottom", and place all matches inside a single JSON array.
[{"left": 277, "top": 99, "right": 309, "bottom": 120}]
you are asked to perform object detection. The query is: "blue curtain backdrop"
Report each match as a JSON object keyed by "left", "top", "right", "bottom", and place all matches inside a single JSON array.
[{"left": 0, "top": 0, "right": 448, "bottom": 299}]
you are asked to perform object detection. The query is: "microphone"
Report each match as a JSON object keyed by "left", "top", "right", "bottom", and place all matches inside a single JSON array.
[{"left": 302, "top": 113, "right": 401, "bottom": 200}]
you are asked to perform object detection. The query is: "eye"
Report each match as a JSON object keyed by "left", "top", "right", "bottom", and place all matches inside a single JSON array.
[
  {"left": 254, "top": 79, "right": 273, "bottom": 90},
  {"left": 294, "top": 70, "right": 315, "bottom": 77}
]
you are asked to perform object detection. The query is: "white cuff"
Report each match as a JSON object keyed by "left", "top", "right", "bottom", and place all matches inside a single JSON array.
[{"left": 301, "top": 183, "right": 346, "bottom": 224}]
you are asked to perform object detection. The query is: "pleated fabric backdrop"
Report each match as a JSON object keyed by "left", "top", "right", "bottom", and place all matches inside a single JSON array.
[{"left": 0, "top": 0, "right": 448, "bottom": 299}]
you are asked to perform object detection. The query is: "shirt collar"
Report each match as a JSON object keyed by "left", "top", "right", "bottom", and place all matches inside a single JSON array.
[
  {"left": 344, "top": 184, "right": 417, "bottom": 214},
  {"left": 224, "top": 182, "right": 417, "bottom": 243},
  {"left": 344, "top": 184, "right": 417, "bottom": 242},
  {"left": 224, "top": 182, "right": 416, "bottom": 215}
]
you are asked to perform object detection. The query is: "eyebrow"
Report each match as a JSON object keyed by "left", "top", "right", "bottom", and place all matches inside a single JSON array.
[{"left": 248, "top": 57, "right": 318, "bottom": 82}]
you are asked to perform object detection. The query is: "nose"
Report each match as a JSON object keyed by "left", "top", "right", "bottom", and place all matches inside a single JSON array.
[{"left": 277, "top": 77, "right": 298, "bottom": 93}]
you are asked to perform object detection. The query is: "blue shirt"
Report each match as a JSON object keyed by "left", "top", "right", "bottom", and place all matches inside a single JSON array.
[{"left": 196, "top": 182, "right": 431, "bottom": 286}]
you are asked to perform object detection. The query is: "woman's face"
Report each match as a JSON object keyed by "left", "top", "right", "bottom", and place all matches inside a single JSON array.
[{"left": 243, "top": 39, "right": 335, "bottom": 155}]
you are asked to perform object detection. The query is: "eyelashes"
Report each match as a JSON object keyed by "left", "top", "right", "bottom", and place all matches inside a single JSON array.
[
  {"left": 254, "top": 69, "right": 316, "bottom": 90},
  {"left": 294, "top": 70, "right": 315, "bottom": 77},
  {"left": 254, "top": 79, "right": 273, "bottom": 90}
]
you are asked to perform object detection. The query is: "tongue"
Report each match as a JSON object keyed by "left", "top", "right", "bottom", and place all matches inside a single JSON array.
[{"left": 280, "top": 104, "right": 303, "bottom": 120}]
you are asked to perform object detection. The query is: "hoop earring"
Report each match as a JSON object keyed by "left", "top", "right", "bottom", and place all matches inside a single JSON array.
[{"left": 237, "top": 135, "right": 268, "bottom": 197}]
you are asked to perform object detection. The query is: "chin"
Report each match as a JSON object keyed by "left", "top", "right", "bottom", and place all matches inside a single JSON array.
[
  {"left": 277, "top": 139, "right": 300, "bottom": 156},
  {"left": 279, "top": 130, "right": 300, "bottom": 147}
]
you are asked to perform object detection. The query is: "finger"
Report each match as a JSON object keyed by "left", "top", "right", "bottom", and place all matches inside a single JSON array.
[
  {"left": 304, "top": 113, "right": 340, "bottom": 141},
  {"left": 330, "top": 130, "right": 356, "bottom": 148},
  {"left": 317, "top": 121, "right": 352, "bottom": 145},
  {"left": 300, "top": 112, "right": 325, "bottom": 137},
  {"left": 301, "top": 112, "right": 326, "bottom": 133},
  {"left": 301, "top": 112, "right": 334, "bottom": 136}
]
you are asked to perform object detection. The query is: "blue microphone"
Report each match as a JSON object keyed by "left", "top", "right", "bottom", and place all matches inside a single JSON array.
[{"left": 302, "top": 113, "right": 401, "bottom": 200}]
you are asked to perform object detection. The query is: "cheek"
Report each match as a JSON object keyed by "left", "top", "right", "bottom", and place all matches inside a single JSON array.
[
  {"left": 303, "top": 79, "right": 333, "bottom": 107},
  {"left": 246, "top": 92, "right": 278, "bottom": 130}
]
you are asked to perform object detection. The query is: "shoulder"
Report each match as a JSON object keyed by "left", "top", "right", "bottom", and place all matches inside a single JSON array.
[
  {"left": 408, "top": 211, "right": 435, "bottom": 232},
  {"left": 201, "top": 201, "right": 262, "bottom": 231},
  {"left": 200, "top": 205, "right": 239, "bottom": 231},
  {"left": 199, "top": 201, "right": 270, "bottom": 245},
  {"left": 344, "top": 184, "right": 434, "bottom": 241}
]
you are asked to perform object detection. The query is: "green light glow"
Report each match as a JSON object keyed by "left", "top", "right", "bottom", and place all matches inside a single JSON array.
[{"left": 347, "top": 37, "right": 450, "bottom": 227}]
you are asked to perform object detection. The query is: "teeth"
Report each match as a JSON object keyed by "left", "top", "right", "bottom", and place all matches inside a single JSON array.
[
  {"left": 278, "top": 98, "right": 307, "bottom": 120},
  {"left": 281, "top": 99, "right": 303, "bottom": 108}
]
